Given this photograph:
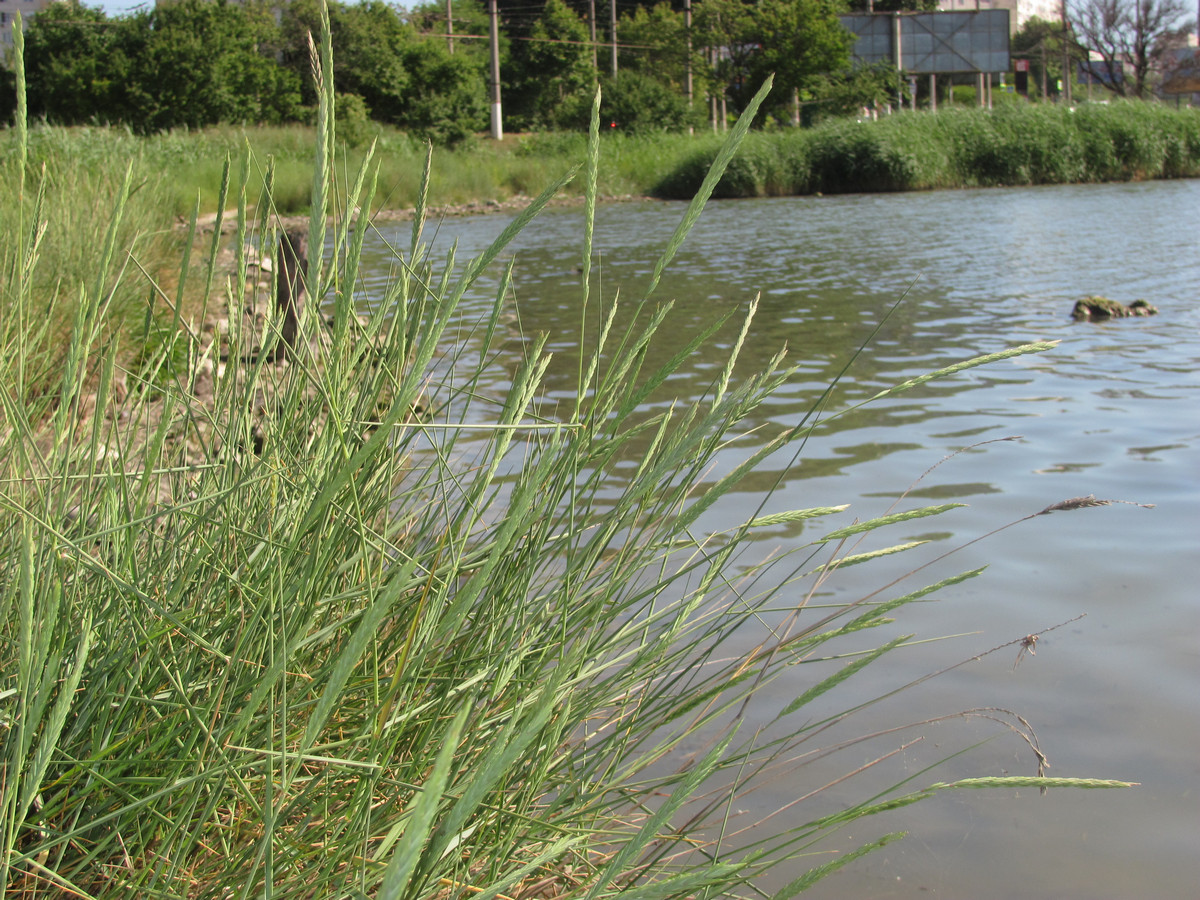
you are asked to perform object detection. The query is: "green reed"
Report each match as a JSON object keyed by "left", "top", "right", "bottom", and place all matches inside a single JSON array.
[
  {"left": 1, "top": 8, "right": 1129, "bottom": 898},
  {"left": 655, "top": 100, "right": 1200, "bottom": 197}
]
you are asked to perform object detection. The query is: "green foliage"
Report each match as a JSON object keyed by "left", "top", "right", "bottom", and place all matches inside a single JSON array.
[
  {"left": 147, "top": 0, "right": 301, "bottom": 130},
  {"left": 655, "top": 102, "right": 1200, "bottom": 197},
  {"left": 19, "top": 1, "right": 123, "bottom": 123},
  {"left": 807, "top": 62, "right": 905, "bottom": 123},
  {"left": 504, "top": 0, "right": 596, "bottom": 130},
  {"left": 396, "top": 37, "right": 488, "bottom": 144},
  {"left": 806, "top": 117, "right": 926, "bottom": 191},
  {"left": 282, "top": 0, "right": 412, "bottom": 122},
  {"left": 695, "top": 0, "right": 852, "bottom": 119},
  {"left": 279, "top": 0, "right": 487, "bottom": 142},
  {"left": 656, "top": 133, "right": 794, "bottom": 198},
  {"left": 750, "top": 0, "right": 854, "bottom": 102},
  {"left": 21, "top": 0, "right": 301, "bottom": 131},
  {"left": 617, "top": 2, "right": 707, "bottom": 98},
  {"left": 562, "top": 72, "right": 701, "bottom": 135},
  {"left": 693, "top": 0, "right": 761, "bottom": 115},
  {"left": 333, "top": 90, "right": 373, "bottom": 147}
]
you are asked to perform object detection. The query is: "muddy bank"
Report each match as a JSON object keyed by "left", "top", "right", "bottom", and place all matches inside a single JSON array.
[{"left": 186, "top": 193, "right": 654, "bottom": 235}]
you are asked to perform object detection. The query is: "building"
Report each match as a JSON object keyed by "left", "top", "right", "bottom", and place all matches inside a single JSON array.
[
  {"left": 1, "top": 0, "right": 56, "bottom": 57},
  {"left": 937, "top": 0, "right": 1063, "bottom": 31}
]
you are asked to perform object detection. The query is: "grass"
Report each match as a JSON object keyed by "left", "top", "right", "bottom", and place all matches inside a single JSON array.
[
  {"left": 4, "top": 100, "right": 1195, "bottom": 262},
  {"left": 1, "top": 12, "right": 1132, "bottom": 900},
  {"left": 656, "top": 100, "right": 1200, "bottom": 197},
  {"left": 5, "top": 124, "right": 698, "bottom": 224}
]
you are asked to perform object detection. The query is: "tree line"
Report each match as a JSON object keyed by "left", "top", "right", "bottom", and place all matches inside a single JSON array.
[
  {"left": 3, "top": 0, "right": 905, "bottom": 142},
  {"left": 3, "top": 0, "right": 1191, "bottom": 143}
]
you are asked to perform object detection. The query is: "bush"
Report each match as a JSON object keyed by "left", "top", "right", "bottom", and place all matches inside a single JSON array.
[
  {"left": 594, "top": 71, "right": 701, "bottom": 135},
  {"left": 652, "top": 102, "right": 1200, "bottom": 197},
  {"left": 397, "top": 38, "right": 488, "bottom": 145},
  {"left": 335, "top": 91, "right": 372, "bottom": 148},
  {"left": 806, "top": 120, "right": 919, "bottom": 192}
]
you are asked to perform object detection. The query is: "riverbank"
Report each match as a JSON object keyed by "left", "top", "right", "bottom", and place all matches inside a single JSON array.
[
  {"left": 10, "top": 100, "right": 1196, "bottom": 226},
  {"left": 3, "top": 99, "right": 1195, "bottom": 402}
]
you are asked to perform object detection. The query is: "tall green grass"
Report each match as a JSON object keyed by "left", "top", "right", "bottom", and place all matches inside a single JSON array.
[
  {"left": 1, "top": 11, "right": 1130, "bottom": 899},
  {"left": 5, "top": 124, "right": 695, "bottom": 225},
  {"left": 655, "top": 100, "right": 1200, "bottom": 197},
  {"left": 9, "top": 101, "right": 1194, "bottom": 238},
  {"left": 0, "top": 124, "right": 183, "bottom": 397}
]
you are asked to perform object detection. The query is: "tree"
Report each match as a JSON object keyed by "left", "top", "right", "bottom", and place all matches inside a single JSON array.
[
  {"left": 1069, "top": 0, "right": 1195, "bottom": 97},
  {"left": 127, "top": 0, "right": 299, "bottom": 131},
  {"left": 280, "top": 0, "right": 414, "bottom": 122},
  {"left": 503, "top": 0, "right": 595, "bottom": 130},
  {"left": 21, "top": 0, "right": 298, "bottom": 131},
  {"left": 695, "top": 0, "right": 852, "bottom": 121},
  {"left": 398, "top": 38, "right": 488, "bottom": 143},
  {"left": 750, "top": 0, "right": 853, "bottom": 103},
  {"left": 1012, "top": 15, "right": 1071, "bottom": 98},
  {"left": 617, "top": 2, "right": 705, "bottom": 97},
  {"left": 844, "top": 0, "right": 939, "bottom": 11},
  {"left": 693, "top": 0, "right": 761, "bottom": 117},
  {"left": 806, "top": 61, "right": 903, "bottom": 121},
  {"left": 21, "top": 1, "right": 128, "bottom": 123}
]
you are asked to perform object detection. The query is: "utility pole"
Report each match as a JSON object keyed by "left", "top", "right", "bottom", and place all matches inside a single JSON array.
[
  {"left": 589, "top": 0, "right": 598, "bottom": 70},
  {"left": 1041, "top": 40, "right": 1048, "bottom": 99},
  {"left": 1061, "top": 0, "right": 1072, "bottom": 103},
  {"left": 610, "top": 0, "right": 618, "bottom": 78},
  {"left": 488, "top": 0, "right": 502, "bottom": 139},
  {"left": 684, "top": 0, "right": 693, "bottom": 110},
  {"left": 446, "top": 0, "right": 454, "bottom": 54}
]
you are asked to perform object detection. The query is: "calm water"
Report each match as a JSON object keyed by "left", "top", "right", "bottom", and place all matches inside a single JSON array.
[{"left": 359, "top": 180, "right": 1200, "bottom": 898}]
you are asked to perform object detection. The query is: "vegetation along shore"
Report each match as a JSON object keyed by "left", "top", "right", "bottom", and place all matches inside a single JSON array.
[{"left": 7, "top": 100, "right": 1199, "bottom": 221}]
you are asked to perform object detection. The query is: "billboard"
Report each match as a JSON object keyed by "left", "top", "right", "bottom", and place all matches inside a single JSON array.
[
  {"left": 1078, "top": 59, "right": 1124, "bottom": 88},
  {"left": 839, "top": 11, "right": 1011, "bottom": 74}
]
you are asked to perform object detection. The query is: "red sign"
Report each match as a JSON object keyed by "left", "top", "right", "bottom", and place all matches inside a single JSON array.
[{"left": 1015, "top": 60, "right": 1030, "bottom": 72}]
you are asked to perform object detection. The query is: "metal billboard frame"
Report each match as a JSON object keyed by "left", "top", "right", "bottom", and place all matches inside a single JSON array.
[{"left": 839, "top": 11, "right": 1011, "bottom": 74}]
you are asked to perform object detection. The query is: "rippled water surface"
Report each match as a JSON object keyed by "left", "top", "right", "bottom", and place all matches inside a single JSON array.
[{"left": 358, "top": 179, "right": 1199, "bottom": 898}]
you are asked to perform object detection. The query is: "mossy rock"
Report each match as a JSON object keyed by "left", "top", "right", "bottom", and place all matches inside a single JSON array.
[{"left": 1071, "top": 296, "right": 1158, "bottom": 320}]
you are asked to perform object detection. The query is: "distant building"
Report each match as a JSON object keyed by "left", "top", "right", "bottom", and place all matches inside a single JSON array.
[
  {"left": 937, "top": 0, "right": 1061, "bottom": 31},
  {"left": 1, "top": 0, "right": 56, "bottom": 57}
]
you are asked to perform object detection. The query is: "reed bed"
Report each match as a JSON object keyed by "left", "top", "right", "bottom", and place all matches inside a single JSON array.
[
  {"left": 1, "top": 13, "right": 1130, "bottom": 899},
  {"left": 6, "top": 102, "right": 1194, "bottom": 236},
  {"left": 656, "top": 100, "right": 1200, "bottom": 197},
  {"left": 3, "top": 124, "right": 691, "bottom": 225}
]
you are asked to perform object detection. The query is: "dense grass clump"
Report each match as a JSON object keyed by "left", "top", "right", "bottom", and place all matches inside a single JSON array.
[
  {"left": 2, "top": 18, "right": 1130, "bottom": 899},
  {"left": 654, "top": 100, "right": 1200, "bottom": 197},
  {"left": 0, "top": 126, "right": 184, "bottom": 393}
]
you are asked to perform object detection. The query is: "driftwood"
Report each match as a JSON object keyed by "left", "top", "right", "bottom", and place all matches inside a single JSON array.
[{"left": 272, "top": 229, "right": 307, "bottom": 361}]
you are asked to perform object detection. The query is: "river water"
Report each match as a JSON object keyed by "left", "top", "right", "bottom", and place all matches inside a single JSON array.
[{"left": 357, "top": 179, "right": 1199, "bottom": 898}]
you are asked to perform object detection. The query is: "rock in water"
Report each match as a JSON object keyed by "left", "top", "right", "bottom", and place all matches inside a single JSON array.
[{"left": 1071, "top": 296, "right": 1158, "bottom": 320}]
